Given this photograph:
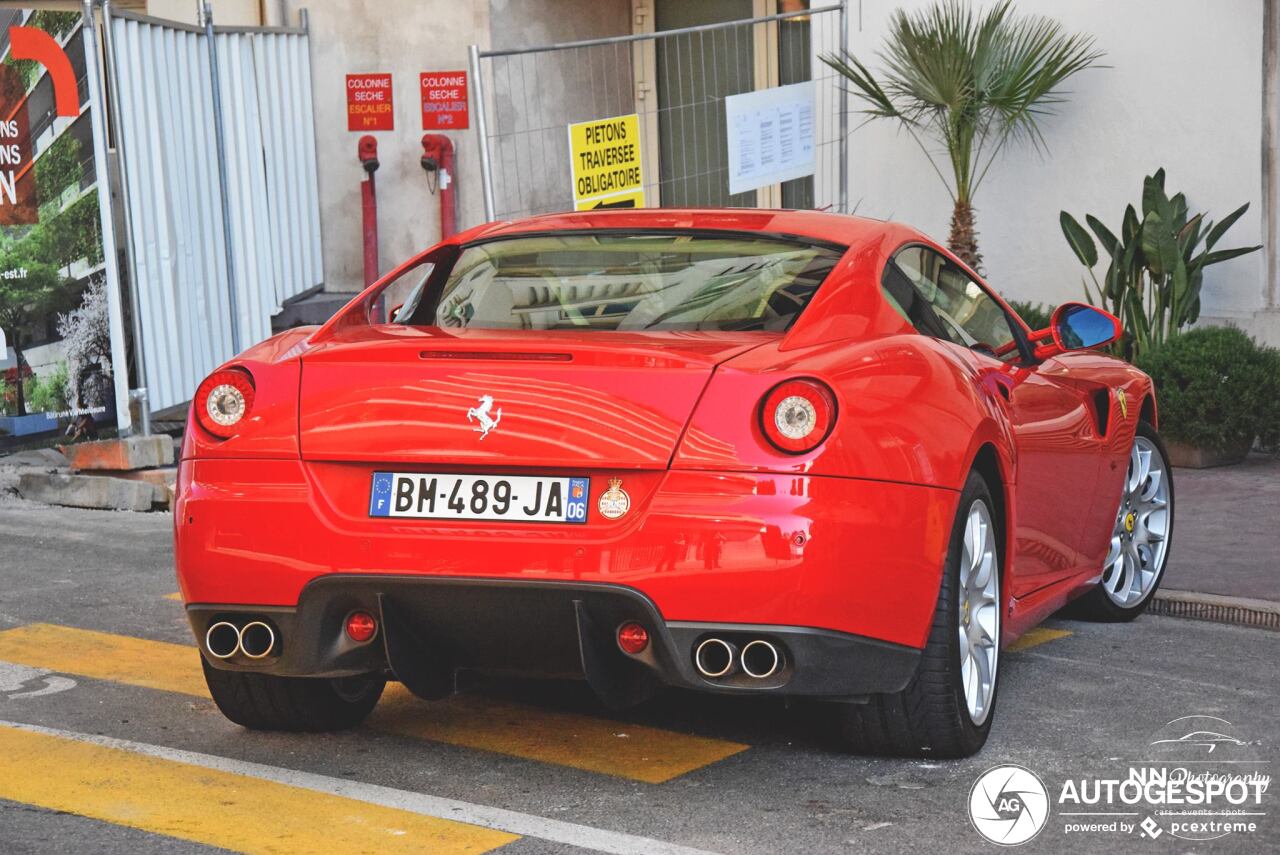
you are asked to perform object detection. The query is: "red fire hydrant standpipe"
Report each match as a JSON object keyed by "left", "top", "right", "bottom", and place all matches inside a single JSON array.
[
  {"left": 358, "top": 135, "right": 380, "bottom": 291},
  {"left": 420, "top": 134, "right": 457, "bottom": 240}
]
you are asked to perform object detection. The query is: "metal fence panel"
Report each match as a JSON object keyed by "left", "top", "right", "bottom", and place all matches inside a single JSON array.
[
  {"left": 471, "top": 3, "right": 847, "bottom": 222},
  {"left": 105, "top": 11, "right": 322, "bottom": 413}
]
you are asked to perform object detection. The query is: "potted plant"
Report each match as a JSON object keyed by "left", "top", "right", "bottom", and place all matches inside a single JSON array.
[
  {"left": 1134, "top": 326, "right": 1280, "bottom": 467},
  {"left": 822, "top": 0, "right": 1102, "bottom": 271}
]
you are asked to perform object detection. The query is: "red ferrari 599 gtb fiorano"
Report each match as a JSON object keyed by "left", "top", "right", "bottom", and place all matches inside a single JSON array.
[{"left": 176, "top": 209, "right": 1173, "bottom": 757}]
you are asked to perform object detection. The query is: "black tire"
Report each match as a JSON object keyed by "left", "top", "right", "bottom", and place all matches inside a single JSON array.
[
  {"left": 202, "top": 657, "right": 386, "bottom": 732},
  {"left": 836, "top": 470, "right": 1000, "bottom": 758},
  {"left": 1067, "top": 419, "right": 1174, "bottom": 622}
]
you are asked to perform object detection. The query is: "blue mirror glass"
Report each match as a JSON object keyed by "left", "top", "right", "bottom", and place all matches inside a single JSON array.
[{"left": 1056, "top": 305, "right": 1115, "bottom": 350}]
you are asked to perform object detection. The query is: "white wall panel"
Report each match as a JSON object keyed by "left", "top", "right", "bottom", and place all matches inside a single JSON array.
[{"left": 107, "top": 13, "right": 322, "bottom": 412}]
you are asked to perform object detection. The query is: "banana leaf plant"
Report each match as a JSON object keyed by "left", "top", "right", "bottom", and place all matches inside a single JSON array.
[{"left": 1060, "top": 169, "right": 1261, "bottom": 361}]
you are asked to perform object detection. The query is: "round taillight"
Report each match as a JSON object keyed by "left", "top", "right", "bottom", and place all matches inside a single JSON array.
[
  {"left": 345, "top": 611, "right": 378, "bottom": 643},
  {"left": 616, "top": 621, "right": 649, "bottom": 655},
  {"left": 194, "top": 368, "right": 255, "bottom": 438},
  {"left": 760, "top": 378, "right": 837, "bottom": 454}
]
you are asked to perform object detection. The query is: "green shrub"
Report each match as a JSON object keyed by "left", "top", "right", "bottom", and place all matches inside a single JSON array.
[
  {"left": 1135, "top": 326, "right": 1280, "bottom": 451},
  {"left": 24, "top": 363, "right": 70, "bottom": 416},
  {"left": 1009, "top": 300, "right": 1052, "bottom": 331}
]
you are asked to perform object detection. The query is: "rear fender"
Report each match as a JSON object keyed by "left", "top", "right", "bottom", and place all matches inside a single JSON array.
[
  {"left": 179, "top": 327, "right": 312, "bottom": 461},
  {"left": 674, "top": 334, "right": 1002, "bottom": 490}
]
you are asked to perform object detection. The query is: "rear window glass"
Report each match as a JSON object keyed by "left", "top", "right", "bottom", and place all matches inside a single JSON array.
[{"left": 409, "top": 232, "right": 843, "bottom": 332}]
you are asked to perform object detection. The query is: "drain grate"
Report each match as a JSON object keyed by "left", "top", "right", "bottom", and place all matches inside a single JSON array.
[{"left": 1150, "top": 591, "right": 1280, "bottom": 631}]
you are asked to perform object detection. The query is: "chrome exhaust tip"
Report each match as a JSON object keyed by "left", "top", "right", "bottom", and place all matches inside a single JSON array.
[
  {"left": 238, "top": 621, "right": 276, "bottom": 660},
  {"left": 694, "top": 638, "right": 737, "bottom": 678},
  {"left": 740, "top": 640, "right": 780, "bottom": 679},
  {"left": 205, "top": 621, "right": 241, "bottom": 659}
]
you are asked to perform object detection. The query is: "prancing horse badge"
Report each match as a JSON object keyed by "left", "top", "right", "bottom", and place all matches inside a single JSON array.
[{"left": 466, "top": 395, "right": 502, "bottom": 439}]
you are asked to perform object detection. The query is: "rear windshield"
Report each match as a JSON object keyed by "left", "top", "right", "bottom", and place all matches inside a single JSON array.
[{"left": 407, "top": 232, "right": 843, "bottom": 332}]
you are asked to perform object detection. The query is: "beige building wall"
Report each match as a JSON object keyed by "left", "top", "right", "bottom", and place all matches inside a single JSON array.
[
  {"left": 275, "top": 0, "right": 630, "bottom": 294},
  {"left": 280, "top": 0, "right": 492, "bottom": 292}
]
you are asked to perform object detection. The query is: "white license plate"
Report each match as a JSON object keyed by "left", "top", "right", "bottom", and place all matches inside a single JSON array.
[{"left": 369, "top": 472, "right": 590, "bottom": 523}]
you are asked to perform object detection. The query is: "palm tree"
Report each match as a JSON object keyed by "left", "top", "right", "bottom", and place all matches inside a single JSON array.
[{"left": 823, "top": 1, "right": 1102, "bottom": 271}]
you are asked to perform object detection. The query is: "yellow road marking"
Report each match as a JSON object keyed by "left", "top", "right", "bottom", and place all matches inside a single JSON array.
[
  {"left": 373, "top": 685, "right": 746, "bottom": 784},
  {"left": 0, "top": 623, "right": 747, "bottom": 784},
  {"left": 1007, "top": 627, "right": 1073, "bottom": 653},
  {"left": 0, "top": 724, "right": 515, "bottom": 855},
  {"left": 164, "top": 592, "right": 183, "bottom": 601},
  {"left": 0, "top": 623, "right": 207, "bottom": 696}
]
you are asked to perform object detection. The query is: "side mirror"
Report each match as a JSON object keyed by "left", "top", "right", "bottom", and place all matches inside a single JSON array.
[{"left": 1029, "top": 302, "right": 1121, "bottom": 359}]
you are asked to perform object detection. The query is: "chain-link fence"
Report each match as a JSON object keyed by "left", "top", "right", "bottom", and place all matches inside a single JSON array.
[{"left": 469, "top": 2, "right": 848, "bottom": 222}]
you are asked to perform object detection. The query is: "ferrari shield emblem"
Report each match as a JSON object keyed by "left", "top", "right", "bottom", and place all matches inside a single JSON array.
[
  {"left": 598, "top": 477, "right": 631, "bottom": 520},
  {"left": 1115, "top": 388, "right": 1129, "bottom": 420}
]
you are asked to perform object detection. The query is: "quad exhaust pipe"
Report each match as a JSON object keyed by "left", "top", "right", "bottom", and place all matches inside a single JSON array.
[
  {"left": 694, "top": 637, "right": 781, "bottom": 680},
  {"left": 204, "top": 619, "right": 277, "bottom": 660}
]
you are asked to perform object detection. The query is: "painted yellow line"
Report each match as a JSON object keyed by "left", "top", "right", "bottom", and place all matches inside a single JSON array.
[
  {"left": 0, "top": 623, "right": 207, "bottom": 697},
  {"left": 164, "top": 592, "right": 183, "bottom": 601},
  {"left": 0, "top": 623, "right": 747, "bottom": 784},
  {"left": 372, "top": 685, "right": 746, "bottom": 784},
  {"left": 1007, "top": 627, "right": 1073, "bottom": 653},
  {"left": 0, "top": 724, "right": 515, "bottom": 855}
]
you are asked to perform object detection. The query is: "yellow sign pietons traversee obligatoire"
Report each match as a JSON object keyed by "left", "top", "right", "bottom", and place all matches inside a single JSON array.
[{"left": 567, "top": 113, "right": 645, "bottom": 211}]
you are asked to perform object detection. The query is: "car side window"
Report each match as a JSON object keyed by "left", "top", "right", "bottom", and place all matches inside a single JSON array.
[{"left": 880, "top": 246, "right": 1019, "bottom": 358}]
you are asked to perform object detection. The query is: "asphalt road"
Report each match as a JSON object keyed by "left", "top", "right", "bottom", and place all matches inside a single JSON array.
[{"left": 0, "top": 494, "right": 1275, "bottom": 854}]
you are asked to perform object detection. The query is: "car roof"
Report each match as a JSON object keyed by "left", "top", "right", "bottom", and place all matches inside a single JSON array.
[{"left": 456, "top": 207, "right": 924, "bottom": 250}]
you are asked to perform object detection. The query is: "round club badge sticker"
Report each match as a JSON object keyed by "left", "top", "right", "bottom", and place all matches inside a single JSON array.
[
  {"left": 968, "top": 764, "right": 1050, "bottom": 846},
  {"left": 597, "top": 478, "right": 631, "bottom": 520}
]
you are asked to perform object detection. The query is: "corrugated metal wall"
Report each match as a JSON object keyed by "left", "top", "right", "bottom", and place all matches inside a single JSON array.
[{"left": 107, "top": 13, "right": 322, "bottom": 413}]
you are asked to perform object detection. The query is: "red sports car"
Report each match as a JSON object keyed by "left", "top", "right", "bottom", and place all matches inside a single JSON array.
[{"left": 175, "top": 209, "right": 1174, "bottom": 757}]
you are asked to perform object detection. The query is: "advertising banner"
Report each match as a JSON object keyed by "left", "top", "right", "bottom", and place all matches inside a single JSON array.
[{"left": 0, "top": 11, "right": 129, "bottom": 439}]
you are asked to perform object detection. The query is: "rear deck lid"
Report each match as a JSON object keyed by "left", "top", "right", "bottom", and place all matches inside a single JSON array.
[{"left": 298, "top": 327, "right": 770, "bottom": 469}]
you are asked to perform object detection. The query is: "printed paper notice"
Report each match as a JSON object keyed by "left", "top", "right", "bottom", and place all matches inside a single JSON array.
[{"left": 725, "top": 82, "right": 815, "bottom": 195}]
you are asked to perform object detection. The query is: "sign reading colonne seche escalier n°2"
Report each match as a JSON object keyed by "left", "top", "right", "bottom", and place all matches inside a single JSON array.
[{"left": 567, "top": 114, "right": 646, "bottom": 210}]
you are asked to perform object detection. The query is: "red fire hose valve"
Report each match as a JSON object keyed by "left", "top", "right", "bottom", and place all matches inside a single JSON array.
[
  {"left": 420, "top": 133, "right": 457, "bottom": 239},
  {"left": 358, "top": 135, "right": 379, "bottom": 174}
]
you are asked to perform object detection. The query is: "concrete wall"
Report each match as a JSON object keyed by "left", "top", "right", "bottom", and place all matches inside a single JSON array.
[
  {"left": 280, "top": 0, "right": 491, "bottom": 293},
  {"left": 843, "top": 0, "right": 1275, "bottom": 340},
  {"left": 278, "top": 0, "right": 630, "bottom": 294}
]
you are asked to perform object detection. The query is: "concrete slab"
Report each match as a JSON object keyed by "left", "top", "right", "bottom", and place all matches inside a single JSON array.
[
  {"left": 15, "top": 473, "right": 165, "bottom": 513},
  {"left": 0, "top": 448, "right": 68, "bottom": 470},
  {"left": 61, "top": 437, "right": 174, "bottom": 473}
]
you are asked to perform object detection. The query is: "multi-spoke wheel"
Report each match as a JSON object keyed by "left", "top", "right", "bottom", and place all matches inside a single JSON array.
[
  {"left": 959, "top": 500, "right": 1000, "bottom": 726},
  {"left": 837, "top": 469, "right": 1000, "bottom": 757},
  {"left": 1074, "top": 420, "right": 1175, "bottom": 621}
]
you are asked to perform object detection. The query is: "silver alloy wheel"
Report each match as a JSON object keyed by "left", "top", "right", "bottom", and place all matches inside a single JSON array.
[
  {"left": 959, "top": 500, "right": 1000, "bottom": 726},
  {"left": 1102, "top": 435, "right": 1172, "bottom": 607}
]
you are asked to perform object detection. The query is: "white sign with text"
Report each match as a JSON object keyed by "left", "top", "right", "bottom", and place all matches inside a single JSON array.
[{"left": 725, "top": 81, "right": 816, "bottom": 195}]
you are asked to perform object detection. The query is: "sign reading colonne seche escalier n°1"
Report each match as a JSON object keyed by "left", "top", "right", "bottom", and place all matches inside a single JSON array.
[{"left": 567, "top": 114, "right": 645, "bottom": 210}]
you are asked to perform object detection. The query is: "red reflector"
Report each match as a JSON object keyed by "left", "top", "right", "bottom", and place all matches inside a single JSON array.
[
  {"left": 345, "top": 611, "right": 378, "bottom": 643},
  {"left": 616, "top": 621, "right": 649, "bottom": 655}
]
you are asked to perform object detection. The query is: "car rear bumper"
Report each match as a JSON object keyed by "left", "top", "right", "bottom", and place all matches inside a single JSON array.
[
  {"left": 188, "top": 576, "right": 922, "bottom": 701},
  {"left": 175, "top": 458, "right": 957, "bottom": 651}
]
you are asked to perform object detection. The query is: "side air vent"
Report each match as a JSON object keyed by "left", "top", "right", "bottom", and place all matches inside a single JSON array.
[{"left": 1092, "top": 388, "right": 1111, "bottom": 437}]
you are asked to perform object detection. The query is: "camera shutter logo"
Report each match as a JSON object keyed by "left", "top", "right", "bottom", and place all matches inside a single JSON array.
[{"left": 968, "top": 764, "right": 1051, "bottom": 845}]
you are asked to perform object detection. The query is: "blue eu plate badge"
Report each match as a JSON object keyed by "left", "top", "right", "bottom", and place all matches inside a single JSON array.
[{"left": 369, "top": 472, "right": 394, "bottom": 517}]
